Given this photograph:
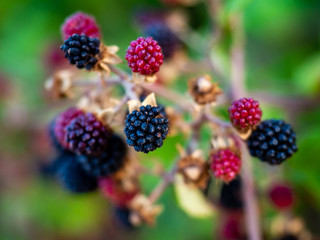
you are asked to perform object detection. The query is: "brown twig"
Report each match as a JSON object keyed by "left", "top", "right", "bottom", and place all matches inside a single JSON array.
[{"left": 230, "top": 14, "right": 262, "bottom": 240}]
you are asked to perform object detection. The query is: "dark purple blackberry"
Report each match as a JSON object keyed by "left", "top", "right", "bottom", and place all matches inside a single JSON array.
[
  {"left": 114, "top": 206, "right": 134, "bottom": 230},
  {"left": 60, "top": 33, "right": 100, "bottom": 70},
  {"left": 77, "top": 134, "right": 127, "bottom": 177},
  {"left": 144, "top": 23, "right": 179, "bottom": 59},
  {"left": 56, "top": 152, "right": 97, "bottom": 193},
  {"left": 274, "top": 234, "right": 298, "bottom": 240},
  {"left": 124, "top": 105, "right": 169, "bottom": 153},
  {"left": 219, "top": 177, "right": 243, "bottom": 210},
  {"left": 247, "top": 119, "right": 298, "bottom": 165},
  {"left": 65, "top": 112, "right": 112, "bottom": 157},
  {"left": 48, "top": 118, "right": 64, "bottom": 152}
]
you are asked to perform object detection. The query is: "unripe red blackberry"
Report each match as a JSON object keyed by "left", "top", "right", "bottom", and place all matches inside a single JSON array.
[
  {"left": 77, "top": 134, "right": 127, "bottom": 177},
  {"left": 124, "top": 105, "right": 169, "bottom": 153},
  {"left": 210, "top": 149, "right": 241, "bottom": 183},
  {"left": 228, "top": 97, "right": 262, "bottom": 130},
  {"left": 56, "top": 151, "right": 97, "bottom": 193},
  {"left": 222, "top": 217, "right": 242, "bottom": 240},
  {"left": 125, "top": 37, "right": 163, "bottom": 75},
  {"left": 269, "top": 184, "right": 294, "bottom": 209},
  {"left": 53, "top": 107, "right": 84, "bottom": 149},
  {"left": 247, "top": 119, "right": 298, "bottom": 165},
  {"left": 219, "top": 177, "right": 243, "bottom": 210},
  {"left": 65, "top": 112, "right": 112, "bottom": 157},
  {"left": 60, "top": 34, "right": 100, "bottom": 70},
  {"left": 99, "top": 177, "right": 138, "bottom": 206},
  {"left": 144, "top": 23, "right": 179, "bottom": 59},
  {"left": 61, "top": 12, "right": 101, "bottom": 40}
]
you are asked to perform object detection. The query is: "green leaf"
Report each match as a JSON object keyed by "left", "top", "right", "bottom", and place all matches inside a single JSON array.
[{"left": 174, "top": 175, "right": 215, "bottom": 219}]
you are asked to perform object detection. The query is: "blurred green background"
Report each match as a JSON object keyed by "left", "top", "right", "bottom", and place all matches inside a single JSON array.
[{"left": 0, "top": 0, "right": 319, "bottom": 239}]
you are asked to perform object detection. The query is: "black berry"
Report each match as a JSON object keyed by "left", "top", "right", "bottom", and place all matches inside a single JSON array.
[
  {"left": 247, "top": 119, "right": 298, "bottom": 165},
  {"left": 77, "top": 134, "right": 127, "bottom": 177},
  {"left": 124, "top": 105, "right": 169, "bottom": 153},
  {"left": 113, "top": 206, "right": 135, "bottom": 230},
  {"left": 144, "top": 23, "right": 179, "bottom": 59},
  {"left": 65, "top": 112, "right": 112, "bottom": 157},
  {"left": 56, "top": 152, "right": 97, "bottom": 193},
  {"left": 60, "top": 33, "right": 100, "bottom": 70},
  {"left": 219, "top": 177, "right": 243, "bottom": 210}
]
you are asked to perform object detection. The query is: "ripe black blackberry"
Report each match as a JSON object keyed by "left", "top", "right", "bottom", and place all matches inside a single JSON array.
[
  {"left": 60, "top": 33, "right": 100, "bottom": 70},
  {"left": 124, "top": 105, "right": 169, "bottom": 153},
  {"left": 219, "top": 177, "right": 243, "bottom": 210},
  {"left": 144, "top": 23, "right": 179, "bottom": 59},
  {"left": 113, "top": 206, "right": 135, "bottom": 230},
  {"left": 65, "top": 112, "right": 112, "bottom": 157},
  {"left": 247, "top": 119, "right": 298, "bottom": 165},
  {"left": 77, "top": 134, "right": 127, "bottom": 177},
  {"left": 56, "top": 151, "right": 97, "bottom": 193}
]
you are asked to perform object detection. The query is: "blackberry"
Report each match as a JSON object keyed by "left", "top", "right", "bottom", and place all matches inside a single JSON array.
[
  {"left": 144, "top": 23, "right": 179, "bottom": 59},
  {"left": 53, "top": 107, "right": 84, "bottom": 149},
  {"left": 77, "top": 134, "right": 127, "bottom": 177},
  {"left": 124, "top": 105, "right": 169, "bottom": 153},
  {"left": 219, "top": 177, "right": 243, "bottom": 210},
  {"left": 60, "top": 33, "right": 100, "bottom": 70},
  {"left": 125, "top": 37, "right": 163, "bottom": 75},
  {"left": 61, "top": 12, "right": 101, "bottom": 40},
  {"left": 275, "top": 235, "right": 298, "bottom": 240},
  {"left": 229, "top": 97, "right": 262, "bottom": 130},
  {"left": 65, "top": 112, "right": 112, "bottom": 157},
  {"left": 210, "top": 149, "right": 241, "bottom": 183},
  {"left": 247, "top": 119, "right": 298, "bottom": 165},
  {"left": 114, "top": 206, "right": 135, "bottom": 230},
  {"left": 269, "top": 184, "right": 294, "bottom": 209},
  {"left": 56, "top": 152, "right": 97, "bottom": 193},
  {"left": 99, "top": 177, "right": 138, "bottom": 206}
]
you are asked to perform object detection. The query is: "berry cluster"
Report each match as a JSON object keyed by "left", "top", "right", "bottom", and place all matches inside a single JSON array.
[
  {"left": 60, "top": 34, "right": 100, "bottom": 70},
  {"left": 229, "top": 97, "right": 262, "bottom": 130},
  {"left": 210, "top": 149, "right": 241, "bottom": 183},
  {"left": 144, "top": 23, "right": 178, "bottom": 59},
  {"left": 125, "top": 37, "right": 163, "bottom": 75},
  {"left": 124, "top": 105, "right": 169, "bottom": 153},
  {"left": 247, "top": 120, "right": 297, "bottom": 165},
  {"left": 61, "top": 12, "right": 101, "bottom": 40}
]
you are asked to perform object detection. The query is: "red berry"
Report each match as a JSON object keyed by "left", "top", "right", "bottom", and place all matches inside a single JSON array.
[
  {"left": 228, "top": 97, "right": 262, "bottom": 129},
  {"left": 222, "top": 217, "right": 241, "bottom": 240},
  {"left": 269, "top": 184, "right": 294, "bottom": 209},
  {"left": 211, "top": 149, "right": 241, "bottom": 183},
  {"left": 61, "top": 12, "right": 101, "bottom": 40},
  {"left": 99, "top": 177, "right": 138, "bottom": 207},
  {"left": 125, "top": 37, "right": 163, "bottom": 75},
  {"left": 54, "top": 108, "right": 85, "bottom": 149}
]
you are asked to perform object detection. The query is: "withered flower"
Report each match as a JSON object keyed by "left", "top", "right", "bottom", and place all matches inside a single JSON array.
[
  {"left": 45, "top": 70, "right": 74, "bottom": 99},
  {"left": 93, "top": 44, "right": 122, "bottom": 75},
  {"left": 178, "top": 149, "right": 210, "bottom": 189},
  {"left": 188, "top": 75, "right": 222, "bottom": 105},
  {"left": 129, "top": 194, "right": 163, "bottom": 226}
]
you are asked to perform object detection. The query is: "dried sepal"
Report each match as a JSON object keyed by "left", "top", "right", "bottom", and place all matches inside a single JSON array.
[
  {"left": 236, "top": 127, "right": 252, "bottom": 140},
  {"left": 178, "top": 150, "right": 210, "bottom": 189},
  {"left": 211, "top": 134, "right": 241, "bottom": 156},
  {"left": 188, "top": 75, "right": 223, "bottom": 105},
  {"left": 132, "top": 72, "right": 158, "bottom": 83},
  {"left": 45, "top": 70, "right": 74, "bottom": 99},
  {"left": 129, "top": 194, "right": 163, "bottom": 226},
  {"left": 127, "top": 93, "right": 158, "bottom": 113},
  {"left": 94, "top": 44, "right": 122, "bottom": 74}
]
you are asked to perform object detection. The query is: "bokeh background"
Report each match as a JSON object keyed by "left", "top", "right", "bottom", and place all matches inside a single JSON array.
[{"left": 0, "top": 0, "right": 319, "bottom": 239}]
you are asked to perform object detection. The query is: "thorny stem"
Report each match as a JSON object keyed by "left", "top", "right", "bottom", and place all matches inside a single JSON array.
[
  {"left": 149, "top": 157, "right": 180, "bottom": 204},
  {"left": 230, "top": 14, "right": 262, "bottom": 240}
]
